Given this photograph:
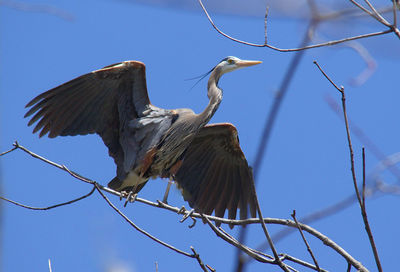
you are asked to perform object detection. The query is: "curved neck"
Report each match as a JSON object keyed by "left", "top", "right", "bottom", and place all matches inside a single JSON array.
[{"left": 198, "top": 68, "right": 223, "bottom": 125}]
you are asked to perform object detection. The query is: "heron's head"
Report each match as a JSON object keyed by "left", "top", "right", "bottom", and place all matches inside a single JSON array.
[
  {"left": 214, "top": 56, "right": 262, "bottom": 76},
  {"left": 189, "top": 56, "right": 262, "bottom": 90}
]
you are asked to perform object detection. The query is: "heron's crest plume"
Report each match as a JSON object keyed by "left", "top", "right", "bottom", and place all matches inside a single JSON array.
[
  {"left": 185, "top": 56, "right": 241, "bottom": 90},
  {"left": 185, "top": 66, "right": 215, "bottom": 91}
]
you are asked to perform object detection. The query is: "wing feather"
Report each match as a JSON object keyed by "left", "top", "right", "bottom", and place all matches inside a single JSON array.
[
  {"left": 25, "top": 61, "right": 150, "bottom": 169},
  {"left": 227, "top": 166, "right": 240, "bottom": 225},
  {"left": 197, "top": 157, "right": 224, "bottom": 214},
  {"left": 181, "top": 145, "right": 216, "bottom": 207},
  {"left": 174, "top": 123, "right": 257, "bottom": 226},
  {"left": 214, "top": 163, "right": 233, "bottom": 221}
]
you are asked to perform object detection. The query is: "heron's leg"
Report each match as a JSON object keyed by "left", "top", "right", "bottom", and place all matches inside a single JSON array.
[{"left": 162, "top": 180, "right": 173, "bottom": 204}]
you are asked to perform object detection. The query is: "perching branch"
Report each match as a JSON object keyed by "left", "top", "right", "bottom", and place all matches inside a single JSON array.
[
  {"left": 1, "top": 142, "right": 369, "bottom": 271},
  {"left": 93, "top": 182, "right": 194, "bottom": 258}
]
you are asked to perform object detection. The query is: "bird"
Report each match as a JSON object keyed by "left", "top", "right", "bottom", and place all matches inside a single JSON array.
[{"left": 25, "top": 56, "right": 261, "bottom": 225}]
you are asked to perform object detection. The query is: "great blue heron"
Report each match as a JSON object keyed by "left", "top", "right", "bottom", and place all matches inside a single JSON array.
[{"left": 25, "top": 56, "right": 261, "bottom": 225}]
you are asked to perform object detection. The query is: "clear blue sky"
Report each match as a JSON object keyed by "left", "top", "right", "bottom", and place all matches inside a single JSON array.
[{"left": 1, "top": 0, "right": 399, "bottom": 271}]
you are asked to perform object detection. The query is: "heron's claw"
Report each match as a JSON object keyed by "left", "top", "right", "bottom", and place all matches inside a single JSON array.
[
  {"left": 119, "top": 191, "right": 128, "bottom": 201},
  {"left": 179, "top": 209, "right": 197, "bottom": 228},
  {"left": 178, "top": 206, "right": 187, "bottom": 214},
  {"left": 123, "top": 191, "right": 138, "bottom": 207},
  {"left": 180, "top": 209, "right": 194, "bottom": 223}
]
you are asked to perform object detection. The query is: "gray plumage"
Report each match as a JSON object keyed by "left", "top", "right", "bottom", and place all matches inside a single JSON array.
[{"left": 25, "top": 56, "right": 261, "bottom": 225}]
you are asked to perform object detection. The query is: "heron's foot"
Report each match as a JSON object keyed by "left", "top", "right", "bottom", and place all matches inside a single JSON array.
[
  {"left": 123, "top": 191, "right": 138, "bottom": 207},
  {"left": 180, "top": 209, "right": 197, "bottom": 228},
  {"left": 119, "top": 191, "right": 129, "bottom": 201}
]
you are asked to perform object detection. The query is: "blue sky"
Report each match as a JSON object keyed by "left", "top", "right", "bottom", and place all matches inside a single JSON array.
[{"left": 1, "top": 0, "right": 399, "bottom": 271}]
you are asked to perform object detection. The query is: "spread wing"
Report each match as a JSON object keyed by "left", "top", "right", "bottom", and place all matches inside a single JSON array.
[
  {"left": 174, "top": 123, "right": 257, "bottom": 225},
  {"left": 25, "top": 61, "right": 151, "bottom": 171}
]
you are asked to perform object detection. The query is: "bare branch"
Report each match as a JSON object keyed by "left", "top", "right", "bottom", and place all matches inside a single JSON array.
[
  {"left": 12, "top": 141, "right": 94, "bottom": 184},
  {"left": 280, "top": 254, "right": 328, "bottom": 272},
  {"left": 197, "top": 0, "right": 394, "bottom": 52},
  {"left": 362, "top": 147, "right": 367, "bottom": 206},
  {"left": 249, "top": 178, "right": 290, "bottom": 271},
  {"left": 4, "top": 142, "right": 369, "bottom": 271},
  {"left": 393, "top": 0, "right": 400, "bottom": 38},
  {"left": 93, "top": 183, "right": 194, "bottom": 258},
  {"left": 264, "top": 6, "right": 269, "bottom": 45},
  {"left": 202, "top": 215, "right": 274, "bottom": 264},
  {"left": 235, "top": 21, "right": 314, "bottom": 272},
  {"left": 190, "top": 247, "right": 210, "bottom": 272},
  {"left": 363, "top": 0, "right": 391, "bottom": 25},
  {"left": 0, "top": 187, "right": 95, "bottom": 210},
  {"left": 291, "top": 210, "right": 321, "bottom": 272},
  {"left": 0, "top": 145, "right": 17, "bottom": 156},
  {"left": 324, "top": 95, "right": 400, "bottom": 181},
  {"left": 314, "top": 60, "right": 382, "bottom": 272}
]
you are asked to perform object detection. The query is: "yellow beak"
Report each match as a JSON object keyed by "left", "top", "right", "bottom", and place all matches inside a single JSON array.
[{"left": 236, "top": 60, "right": 262, "bottom": 68}]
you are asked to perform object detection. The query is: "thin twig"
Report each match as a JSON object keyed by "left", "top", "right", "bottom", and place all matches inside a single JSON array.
[
  {"left": 206, "top": 264, "right": 216, "bottom": 272},
  {"left": 0, "top": 145, "right": 17, "bottom": 156},
  {"left": 348, "top": 0, "right": 385, "bottom": 24},
  {"left": 204, "top": 214, "right": 367, "bottom": 270},
  {"left": 314, "top": 60, "right": 381, "bottom": 272},
  {"left": 362, "top": 0, "right": 391, "bottom": 25},
  {"left": 197, "top": 0, "right": 393, "bottom": 52},
  {"left": 291, "top": 211, "right": 321, "bottom": 272},
  {"left": 93, "top": 183, "right": 194, "bottom": 258},
  {"left": 8, "top": 142, "right": 369, "bottom": 271},
  {"left": 280, "top": 254, "right": 328, "bottom": 272},
  {"left": 235, "top": 19, "right": 314, "bottom": 272},
  {"left": 13, "top": 141, "right": 94, "bottom": 184},
  {"left": 202, "top": 215, "right": 274, "bottom": 264},
  {"left": 392, "top": 1, "right": 400, "bottom": 38},
  {"left": 190, "top": 247, "right": 209, "bottom": 272},
  {"left": 362, "top": 147, "right": 366, "bottom": 206},
  {"left": 325, "top": 95, "right": 400, "bottom": 181},
  {"left": 0, "top": 187, "right": 95, "bottom": 210},
  {"left": 249, "top": 177, "right": 290, "bottom": 271},
  {"left": 264, "top": 6, "right": 269, "bottom": 45}
]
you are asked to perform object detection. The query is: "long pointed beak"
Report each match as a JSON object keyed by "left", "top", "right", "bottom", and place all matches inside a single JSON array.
[{"left": 236, "top": 60, "right": 262, "bottom": 68}]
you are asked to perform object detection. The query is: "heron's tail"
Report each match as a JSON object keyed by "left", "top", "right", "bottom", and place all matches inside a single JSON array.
[{"left": 107, "top": 176, "right": 148, "bottom": 194}]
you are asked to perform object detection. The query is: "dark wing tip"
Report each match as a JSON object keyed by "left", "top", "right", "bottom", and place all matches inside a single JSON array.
[{"left": 25, "top": 95, "right": 42, "bottom": 109}]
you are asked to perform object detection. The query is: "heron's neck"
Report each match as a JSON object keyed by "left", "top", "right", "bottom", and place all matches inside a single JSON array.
[{"left": 198, "top": 71, "right": 222, "bottom": 125}]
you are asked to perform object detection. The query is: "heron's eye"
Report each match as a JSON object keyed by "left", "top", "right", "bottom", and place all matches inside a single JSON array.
[{"left": 227, "top": 59, "right": 234, "bottom": 64}]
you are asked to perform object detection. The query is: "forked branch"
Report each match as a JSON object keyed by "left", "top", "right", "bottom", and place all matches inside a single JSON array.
[
  {"left": 314, "top": 60, "right": 382, "bottom": 272},
  {"left": 1, "top": 142, "right": 369, "bottom": 271},
  {"left": 197, "top": 0, "right": 399, "bottom": 52}
]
